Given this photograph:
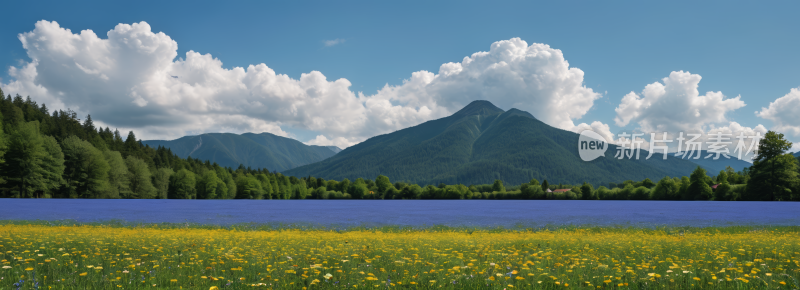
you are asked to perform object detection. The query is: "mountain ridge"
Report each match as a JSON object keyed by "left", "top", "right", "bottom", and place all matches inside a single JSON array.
[
  {"left": 142, "top": 132, "right": 338, "bottom": 171},
  {"left": 677, "top": 150, "right": 752, "bottom": 174},
  {"left": 285, "top": 100, "right": 704, "bottom": 186}
]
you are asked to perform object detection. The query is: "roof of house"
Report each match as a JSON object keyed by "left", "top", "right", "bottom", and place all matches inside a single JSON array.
[
  {"left": 553, "top": 189, "right": 571, "bottom": 193},
  {"left": 712, "top": 184, "right": 719, "bottom": 189}
]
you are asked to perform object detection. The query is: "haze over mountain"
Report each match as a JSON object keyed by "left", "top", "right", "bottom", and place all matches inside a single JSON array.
[
  {"left": 142, "top": 133, "right": 340, "bottom": 171},
  {"left": 285, "top": 100, "right": 705, "bottom": 186},
  {"left": 678, "top": 150, "right": 752, "bottom": 174}
]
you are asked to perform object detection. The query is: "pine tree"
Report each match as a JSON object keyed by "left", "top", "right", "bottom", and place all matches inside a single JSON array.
[
  {"left": 83, "top": 115, "right": 96, "bottom": 136},
  {"left": 124, "top": 131, "right": 138, "bottom": 154},
  {"left": 0, "top": 110, "right": 7, "bottom": 185},
  {"left": 3, "top": 121, "right": 46, "bottom": 197}
]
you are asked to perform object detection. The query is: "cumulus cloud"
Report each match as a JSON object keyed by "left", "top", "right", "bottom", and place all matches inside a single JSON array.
[
  {"left": 570, "top": 121, "right": 615, "bottom": 144},
  {"left": 791, "top": 143, "right": 800, "bottom": 155},
  {"left": 323, "top": 38, "right": 346, "bottom": 47},
  {"left": 373, "top": 38, "right": 602, "bottom": 132},
  {"left": 305, "top": 135, "right": 352, "bottom": 149},
  {"left": 700, "top": 122, "right": 768, "bottom": 162},
  {"left": 756, "top": 87, "right": 800, "bottom": 136},
  {"left": 611, "top": 71, "right": 770, "bottom": 160},
  {"left": 1, "top": 21, "right": 602, "bottom": 147},
  {"left": 597, "top": 122, "right": 768, "bottom": 162},
  {"left": 614, "top": 71, "right": 746, "bottom": 133}
]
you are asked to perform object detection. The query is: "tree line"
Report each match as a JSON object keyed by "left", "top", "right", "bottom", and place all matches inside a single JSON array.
[
  {"left": 0, "top": 90, "right": 316, "bottom": 199},
  {"left": 1, "top": 90, "right": 798, "bottom": 201}
]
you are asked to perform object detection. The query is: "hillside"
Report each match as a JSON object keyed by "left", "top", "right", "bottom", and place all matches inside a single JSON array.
[
  {"left": 143, "top": 133, "right": 339, "bottom": 171},
  {"left": 284, "top": 100, "right": 703, "bottom": 186},
  {"left": 680, "top": 150, "right": 752, "bottom": 174}
]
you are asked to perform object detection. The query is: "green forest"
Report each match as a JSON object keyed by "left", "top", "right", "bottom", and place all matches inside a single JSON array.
[{"left": 1, "top": 90, "right": 798, "bottom": 201}]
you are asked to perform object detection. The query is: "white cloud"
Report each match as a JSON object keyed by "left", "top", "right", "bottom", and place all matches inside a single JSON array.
[
  {"left": 373, "top": 38, "right": 602, "bottom": 132},
  {"left": 701, "top": 122, "right": 767, "bottom": 162},
  {"left": 570, "top": 121, "right": 615, "bottom": 144},
  {"left": 611, "top": 72, "right": 771, "bottom": 161},
  {"left": 756, "top": 87, "right": 800, "bottom": 136},
  {"left": 323, "top": 38, "right": 346, "bottom": 47},
  {"left": 1, "top": 21, "right": 602, "bottom": 148},
  {"left": 305, "top": 135, "right": 352, "bottom": 149},
  {"left": 598, "top": 122, "right": 768, "bottom": 162},
  {"left": 791, "top": 143, "right": 800, "bottom": 155},
  {"left": 614, "top": 71, "right": 746, "bottom": 133}
]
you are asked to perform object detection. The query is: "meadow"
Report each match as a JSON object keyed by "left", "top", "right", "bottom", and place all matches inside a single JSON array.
[{"left": 1, "top": 223, "right": 799, "bottom": 289}]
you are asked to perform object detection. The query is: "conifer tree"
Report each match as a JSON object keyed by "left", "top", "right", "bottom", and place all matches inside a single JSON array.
[
  {"left": 124, "top": 131, "right": 138, "bottom": 154},
  {"left": 0, "top": 110, "right": 7, "bottom": 185},
  {"left": 3, "top": 121, "right": 46, "bottom": 197}
]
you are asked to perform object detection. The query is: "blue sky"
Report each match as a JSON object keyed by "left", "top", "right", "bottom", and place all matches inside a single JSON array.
[{"left": 1, "top": 0, "right": 799, "bottom": 151}]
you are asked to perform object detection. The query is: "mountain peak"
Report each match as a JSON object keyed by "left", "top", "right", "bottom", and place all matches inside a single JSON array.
[
  {"left": 453, "top": 100, "right": 504, "bottom": 117},
  {"left": 504, "top": 108, "right": 535, "bottom": 119}
]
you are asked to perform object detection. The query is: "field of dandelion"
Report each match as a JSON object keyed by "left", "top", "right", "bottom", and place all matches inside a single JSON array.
[{"left": 1, "top": 222, "right": 799, "bottom": 289}]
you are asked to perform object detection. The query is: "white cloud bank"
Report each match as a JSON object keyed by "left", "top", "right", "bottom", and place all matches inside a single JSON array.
[
  {"left": 613, "top": 71, "right": 768, "bottom": 159},
  {"left": 615, "top": 71, "right": 746, "bottom": 133},
  {"left": 756, "top": 87, "right": 800, "bottom": 137},
  {"left": 2, "top": 21, "right": 607, "bottom": 147}
]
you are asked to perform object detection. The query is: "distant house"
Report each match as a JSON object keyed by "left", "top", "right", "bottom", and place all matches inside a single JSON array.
[
  {"left": 553, "top": 189, "right": 571, "bottom": 193},
  {"left": 711, "top": 184, "right": 719, "bottom": 191},
  {"left": 546, "top": 188, "right": 552, "bottom": 193}
]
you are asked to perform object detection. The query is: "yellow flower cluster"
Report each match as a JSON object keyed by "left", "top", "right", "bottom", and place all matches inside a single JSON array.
[{"left": 0, "top": 224, "right": 798, "bottom": 289}]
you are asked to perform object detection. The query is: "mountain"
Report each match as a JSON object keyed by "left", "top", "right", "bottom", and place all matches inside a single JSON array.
[
  {"left": 794, "top": 151, "right": 800, "bottom": 158},
  {"left": 677, "top": 150, "right": 752, "bottom": 174},
  {"left": 326, "top": 146, "right": 343, "bottom": 154},
  {"left": 284, "top": 100, "right": 704, "bottom": 186},
  {"left": 142, "top": 132, "right": 338, "bottom": 171}
]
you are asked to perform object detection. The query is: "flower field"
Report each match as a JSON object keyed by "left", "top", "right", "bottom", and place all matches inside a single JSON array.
[{"left": 1, "top": 224, "right": 799, "bottom": 289}]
